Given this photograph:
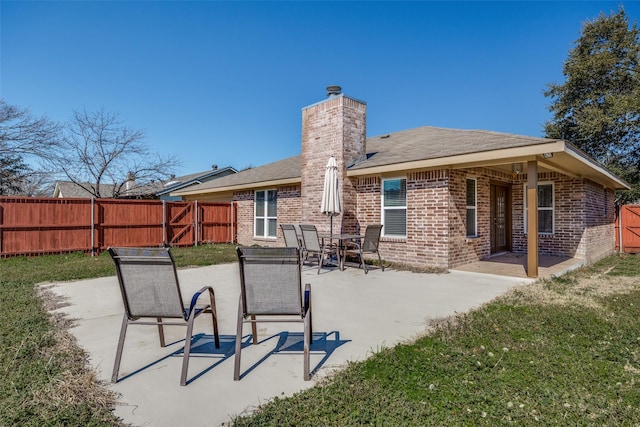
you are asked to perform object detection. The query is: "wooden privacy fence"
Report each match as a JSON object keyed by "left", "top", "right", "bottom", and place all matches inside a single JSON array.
[
  {"left": 0, "top": 197, "right": 237, "bottom": 257},
  {"left": 616, "top": 204, "right": 640, "bottom": 254}
]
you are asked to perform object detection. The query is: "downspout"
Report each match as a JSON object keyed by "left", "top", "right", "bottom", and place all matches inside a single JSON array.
[{"left": 618, "top": 203, "right": 623, "bottom": 254}]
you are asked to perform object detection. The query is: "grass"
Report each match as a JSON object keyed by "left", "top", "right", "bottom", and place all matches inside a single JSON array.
[
  {"left": 1, "top": 247, "right": 639, "bottom": 425},
  {"left": 229, "top": 255, "right": 640, "bottom": 426},
  {"left": 0, "top": 244, "right": 237, "bottom": 426}
]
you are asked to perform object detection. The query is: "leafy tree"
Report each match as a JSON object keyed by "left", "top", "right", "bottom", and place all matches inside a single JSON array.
[
  {"left": 544, "top": 7, "right": 640, "bottom": 202},
  {"left": 47, "top": 108, "right": 181, "bottom": 198},
  {"left": 0, "top": 155, "right": 29, "bottom": 195}
]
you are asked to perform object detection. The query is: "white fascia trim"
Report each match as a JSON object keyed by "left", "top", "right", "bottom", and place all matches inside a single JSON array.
[
  {"left": 564, "top": 144, "right": 631, "bottom": 189},
  {"left": 171, "top": 177, "right": 301, "bottom": 197},
  {"left": 346, "top": 141, "right": 567, "bottom": 176}
]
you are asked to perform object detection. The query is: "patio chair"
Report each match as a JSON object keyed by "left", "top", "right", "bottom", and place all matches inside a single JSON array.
[
  {"left": 299, "top": 224, "right": 339, "bottom": 274},
  {"left": 281, "top": 224, "right": 305, "bottom": 261},
  {"left": 342, "top": 224, "right": 385, "bottom": 274},
  {"left": 108, "top": 247, "right": 220, "bottom": 386},
  {"left": 235, "top": 246, "right": 313, "bottom": 380}
]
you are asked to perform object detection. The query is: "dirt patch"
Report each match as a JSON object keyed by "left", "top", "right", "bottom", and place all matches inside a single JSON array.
[
  {"left": 501, "top": 275, "right": 640, "bottom": 313},
  {"left": 37, "top": 284, "right": 125, "bottom": 425}
]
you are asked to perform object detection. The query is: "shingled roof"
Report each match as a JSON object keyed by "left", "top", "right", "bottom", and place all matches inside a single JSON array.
[
  {"left": 352, "top": 126, "right": 558, "bottom": 169},
  {"left": 174, "top": 155, "right": 301, "bottom": 194},
  {"left": 173, "top": 125, "right": 628, "bottom": 196}
]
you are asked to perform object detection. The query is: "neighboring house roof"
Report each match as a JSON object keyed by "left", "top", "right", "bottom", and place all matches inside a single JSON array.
[
  {"left": 52, "top": 166, "right": 238, "bottom": 199},
  {"left": 53, "top": 181, "right": 117, "bottom": 198},
  {"left": 155, "top": 166, "right": 237, "bottom": 196},
  {"left": 173, "top": 125, "right": 629, "bottom": 197}
]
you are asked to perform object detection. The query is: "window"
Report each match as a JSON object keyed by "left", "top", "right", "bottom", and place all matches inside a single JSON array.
[
  {"left": 254, "top": 189, "right": 277, "bottom": 238},
  {"left": 382, "top": 178, "right": 406, "bottom": 237},
  {"left": 524, "top": 183, "right": 554, "bottom": 234},
  {"left": 466, "top": 178, "right": 477, "bottom": 237}
]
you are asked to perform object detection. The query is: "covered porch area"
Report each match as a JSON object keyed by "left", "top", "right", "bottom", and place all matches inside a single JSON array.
[{"left": 452, "top": 253, "right": 586, "bottom": 279}]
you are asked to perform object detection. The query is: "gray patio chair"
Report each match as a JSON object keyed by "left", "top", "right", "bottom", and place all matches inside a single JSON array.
[
  {"left": 235, "top": 246, "right": 313, "bottom": 380},
  {"left": 108, "top": 247, "right": 220, "bottom": 386},
  {"left": 342, "top": 224, "right": 384, "bottom": 274},
  {"left": 281, "top": 224, "right": 305, "bottom": 261},
  {"left": 299, "top": 224, "right": 338, "bottom": 274}
]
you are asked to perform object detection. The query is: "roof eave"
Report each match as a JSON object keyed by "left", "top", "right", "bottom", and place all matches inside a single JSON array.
[
  {"left": 563, "top": 144, "right": 631, "bottom": 190},
  {"left": 172, "top": 177, "right": 301, "bottom": 197},
  {"left": 347, "top": 141, "right": 567, "bottom": 176},
  {"left": 347, "top": 140, "right": 630, "bottom": 190}
]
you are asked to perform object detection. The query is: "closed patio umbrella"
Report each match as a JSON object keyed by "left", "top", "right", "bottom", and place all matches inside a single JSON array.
[{"left": 320, "top": 156, "right": 341, "bottom": 240}]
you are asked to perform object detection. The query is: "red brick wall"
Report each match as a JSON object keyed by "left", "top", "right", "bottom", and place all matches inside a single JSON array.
[
  {"left": 235, "top": 185, "right": 301, "bottom": 247},
  {"left": 511, "top": 173, "right": 616, "bottom": 261},
  {"left": 512, "top": 173, "right": 582, "bottom": 256},
  {"left": 235, "top": 190, "right": 254, "bottom": 246},
  {"left": 276, "top": 185, "right": 302, "bottom": 244},
  {"left": 449, "top": 169, "right": 489, "bottom": 268},
  {"left": 354, "top": 170, "right": 452, "bottom": 269},
  {"left": 583, "top": 179, "right": 616, "bottom": 263}
]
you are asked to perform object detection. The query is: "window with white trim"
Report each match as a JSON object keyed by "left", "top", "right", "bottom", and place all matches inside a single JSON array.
[
  {"left": 466, "top": 178, "right": 477, "bottom": 237},
  {"left": 523, "top": 182, "right": 554, "bottom": 234},
  {"left": 382, "top": 178, "right": 406, "bottom": 237},
  {"left": 254, "top": 189, "right": 277, "bottom": 238}
]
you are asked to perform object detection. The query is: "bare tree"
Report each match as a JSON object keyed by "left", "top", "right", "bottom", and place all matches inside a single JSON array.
[
  {"left": 0, "top": 100, "right": 61, "bottom": 195},
  {"left": 20, "top": 170, "right": 58, "bottom": 197},
  {"left": 47, "top": 108, "right": 181, "bottom": 198},
  {"left": 0, "top": 100, "right": 61, "bottom": 160}
]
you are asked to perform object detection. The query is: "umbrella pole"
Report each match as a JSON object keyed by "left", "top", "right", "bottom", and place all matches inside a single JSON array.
[
  {"left": 330, "top": 216, "right": 333, "bottom": 246},
  {"left": 330, "top": 216, "right": 335, "bottom": 265}
]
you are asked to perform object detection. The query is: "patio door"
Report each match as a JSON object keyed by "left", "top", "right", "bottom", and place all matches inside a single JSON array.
[{"left": 490, "top": 183, "right": 511, "bottom": 254}]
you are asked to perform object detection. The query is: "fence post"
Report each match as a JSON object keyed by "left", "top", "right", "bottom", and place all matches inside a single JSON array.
[
  {"left": 194, "top": 200, "right": 199, "bottom": 247},
  {"left": 91, "top": 198, "right": 95, "bottom": 257},
  {"left": 0, "top": 204, "right": 3, "bottom": 255},
  {"left": 230, "top": 201, "right": 235, "bottom": 244},
  {"left": 162, "top": 200, "right": 167, "bottom": 246}
]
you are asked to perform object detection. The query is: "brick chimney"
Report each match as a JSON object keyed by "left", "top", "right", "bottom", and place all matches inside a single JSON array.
[
  {"left": 300, "top": 86, "right": 367, "bottom": 233},
  {"left": 125, "top": 172, "right": 135, "bottom": 191}
]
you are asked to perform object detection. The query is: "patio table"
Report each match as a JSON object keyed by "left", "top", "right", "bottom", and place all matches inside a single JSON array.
[{"left": 319, "top": 233, "right": 362, "bottom": 271}]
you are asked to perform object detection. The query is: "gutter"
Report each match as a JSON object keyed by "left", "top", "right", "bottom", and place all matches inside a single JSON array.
[
  {"left": 172, "top": 177, "right": 301, "bottom": 197},
  {"left": 346, "top": 141, "right": 567, "bottom": 176},
  {"left": 563, "top": 143, "right": 631, "bottom": 189}
]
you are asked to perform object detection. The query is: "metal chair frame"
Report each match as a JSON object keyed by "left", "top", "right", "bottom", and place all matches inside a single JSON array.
[
  {"left": 299, "top": 224, "right": 338, "bottom": 274},
  {"left": 235, "top": 246, "right": 313, "bottom": 380},
  {"left": 343, "top": 224, "right": 385, "bottom": 274},
  {"left": 108, "top": 247, "right": 220, "bottom": 386}
]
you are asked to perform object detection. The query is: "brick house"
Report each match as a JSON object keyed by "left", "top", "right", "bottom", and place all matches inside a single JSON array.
[{"left": 173, "top": 87, "right": 629, "bottom": 277}]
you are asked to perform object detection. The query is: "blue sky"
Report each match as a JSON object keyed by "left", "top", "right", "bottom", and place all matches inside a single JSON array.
[{"left": 2, "top": 1, "right": 639, "bottom": 176}]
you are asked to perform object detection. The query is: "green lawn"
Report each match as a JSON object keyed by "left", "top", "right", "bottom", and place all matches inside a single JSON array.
[
  {"left": 1, "top": 246, "right": 639, "bottom": 426},
  {"left": 0, "top": 245, "right": 237, "bottom": 427}
]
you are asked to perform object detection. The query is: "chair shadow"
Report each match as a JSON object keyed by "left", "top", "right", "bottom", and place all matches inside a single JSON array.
[
  {"left": 237, "top": 330, "right": 350, "bottom": 380},
  {"left": 116, "top": 333, "right": 250, "bottom": 385}
]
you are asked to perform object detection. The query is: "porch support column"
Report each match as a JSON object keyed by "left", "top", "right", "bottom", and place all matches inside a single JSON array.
[{"left": 526, "top": 161, "right": 539, "bottom": 278}]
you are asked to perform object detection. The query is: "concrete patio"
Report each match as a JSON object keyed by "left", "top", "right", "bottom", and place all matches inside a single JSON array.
[{"left": 46, "top": 257, "right": 577, "bottom": 426}]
